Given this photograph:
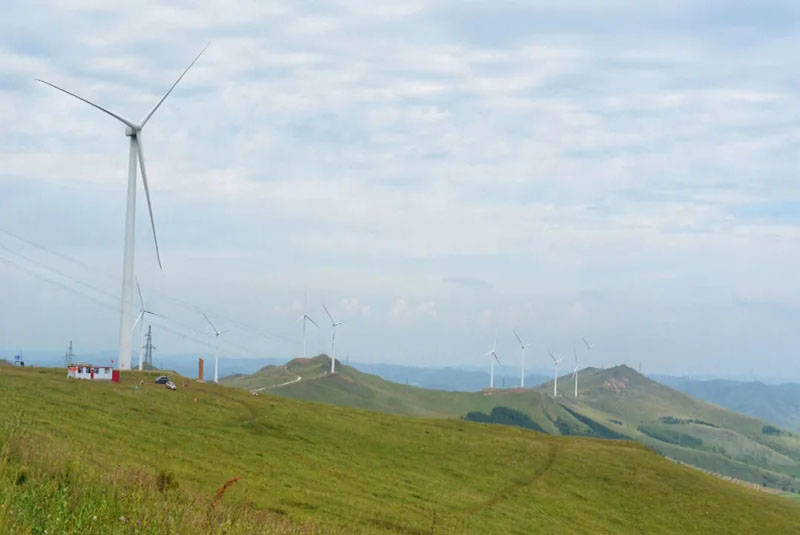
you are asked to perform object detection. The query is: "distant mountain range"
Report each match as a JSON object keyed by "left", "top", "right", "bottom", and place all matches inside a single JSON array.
[
  {"left": 659, "top": 377, "right": 800, "bottom": 433},
  {"left": 223, "top": 355, "right": 800, "bottom": 492}
]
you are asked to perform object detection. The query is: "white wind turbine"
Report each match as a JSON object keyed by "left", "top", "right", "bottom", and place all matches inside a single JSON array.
[
  {"left": 296, "top": 293, "right": 319, "bottom": 358},
  {"left": 573, "top": 347, "right": 579, "bottom": 397},
  {"left": 485, "top": 337, "right": 501, "bottom": 389},
  {"left": 322, "top": 304, "right": 343, "bottom": 374},
  {"left": 202, "top": 313, "right": 226, "bottom": 383},
  {"left": 513, "top": 329, "right": 527, "bottom": 388},
  {"left": 37, "top": 45, "right": 209, "bottom": 370},
  {"left": 549, "top": 351, "right": 565, "bottom": 397},
  {"left": 131, "top": 280, "right": 165, "bottom": 371}
]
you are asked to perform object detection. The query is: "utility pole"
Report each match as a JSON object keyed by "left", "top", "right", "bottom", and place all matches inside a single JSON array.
[
  {"left": 64, "top": 341, "right": 74, "bottom": 367},
  {"left": 143, "top": 325, "right": 155, "bottom": 369}
]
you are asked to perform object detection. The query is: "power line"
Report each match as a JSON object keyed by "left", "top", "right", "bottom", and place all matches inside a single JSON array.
[
  {"left": 0, "top": 227, "right": 298, "bottom": 347},
  {"left": 0, "top": 252, "right": 260, "bottom": 358}
]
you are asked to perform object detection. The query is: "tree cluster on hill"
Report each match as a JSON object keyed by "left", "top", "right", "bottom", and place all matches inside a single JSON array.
[{"left": 464, "top": 407, "right": 545, "bottom": 433}]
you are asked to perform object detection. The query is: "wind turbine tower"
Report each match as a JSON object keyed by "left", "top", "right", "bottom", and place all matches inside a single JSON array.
[
  {"left": 37, "top": 45, "right": 209, "bottom": 370},
  {"left": 573, "top": 348, "right": 579, "bottom": 397},
  {"left": 549, "top": 351, "right": 564, "bottom": 397},
  {"left": 513, "top": 329, "right": 527, "bottom": 388},
  {"left": 485, "top": 338, "right": 501, "bottom": 389},
  {"left": 322, "top": 304, "right": 343, "bottom": 374}
]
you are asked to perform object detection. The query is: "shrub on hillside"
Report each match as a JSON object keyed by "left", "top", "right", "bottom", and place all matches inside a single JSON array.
[{"left": 464, "top": 407, "right": 545, "bottom": 433}]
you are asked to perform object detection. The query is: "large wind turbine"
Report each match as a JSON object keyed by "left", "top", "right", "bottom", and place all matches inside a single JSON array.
[
  {"left": 513, "top": 329, "right": 527, "bottom": 388},
  {"left": 297, "top": 293, "right": 319, "bottom": 358},
  {"left": 202, "top": 313, "right": 225, "bottom": 383},
  {"left": 573, "top": 348, "right": 579, "bottom": 397},
  {"left": 322, "top": 304, "right": 343, "bottom": 374},
  {"left": 549, "top": 351, "right": 564, "bottom": 397},
  {"left": 485, "top": 337, "right": 501, "bottom": 389},
  {"left": 37, "top": 45, "right": 209, "bottom": 370},
  {"left": 131, "top": 280, "right": 164, "bottom": 371}
]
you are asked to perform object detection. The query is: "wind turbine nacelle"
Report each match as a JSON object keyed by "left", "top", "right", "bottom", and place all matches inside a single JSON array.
[{"left": 125, "top": 125, "right": 140, "bottom": 137}]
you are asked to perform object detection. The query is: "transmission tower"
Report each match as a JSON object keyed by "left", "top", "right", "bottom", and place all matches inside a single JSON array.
[
  {"left": 64, "top": 341, "right": 74, "bottom": 367},
  {"left": 143, "top": 325, "right": 155, "bottom": 369}
]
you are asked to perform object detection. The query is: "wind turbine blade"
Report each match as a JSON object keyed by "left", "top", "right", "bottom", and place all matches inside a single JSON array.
[
  {"left": 296, "top": 315, "right": 305, "bottom": 324},
  {"left": 202, "top": 312, "right": 219, "bottom": 334},
  {"left": 307, "top": 316, "right": 320, "bottom": 328},
  {"left": 136, "top": 136, "right": 162, "bottom": 269},
  {"left": 493, "top": 353, "right": 501, "bottom": 365},
  {"left": 140, "top": 43, "right": 209, "bottom": 127},
  {"left": 35, "top": 79, "right": 136, "bottom": 128},
  {"left": 145, "top": 310, "right": 167, "bottom": 320},
  {"left": 549, "top": 351, "right": 556, "bottom": 362},
  {"left": 513, "top": 329, "right": 524, "bottom": 347},
  {"left": 131, "top": 310, "right": 144, "bottom": 332},
  {"left": 136, "top": 278, "right": 145, "bottom": 308},
  {"left": 583, "top": 337, "right": 591, "bottom": 350},
  {"left": 322, "top": 303, "right": 335, "bottom": 324}
]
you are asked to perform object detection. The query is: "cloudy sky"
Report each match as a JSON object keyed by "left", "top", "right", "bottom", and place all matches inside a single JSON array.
[{"left": 1, "top": 1, "right": 799, "bottom": 377}]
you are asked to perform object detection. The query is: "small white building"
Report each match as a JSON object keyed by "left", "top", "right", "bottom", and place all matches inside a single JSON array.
[{"left": 67, "top": 364, "right": 114, "bottom": 381}]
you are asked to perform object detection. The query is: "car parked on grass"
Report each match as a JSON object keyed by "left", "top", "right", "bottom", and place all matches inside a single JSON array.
[
  {"left": 154, "top": 375, "right": 169, "bottom": 384},
  {"left": 165, "top": 381, "right": 177, "bottom": 390}
]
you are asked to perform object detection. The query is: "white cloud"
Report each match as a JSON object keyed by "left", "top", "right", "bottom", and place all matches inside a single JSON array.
[{"left": 389, "top": 298, "right": 438, "bottom": 324}]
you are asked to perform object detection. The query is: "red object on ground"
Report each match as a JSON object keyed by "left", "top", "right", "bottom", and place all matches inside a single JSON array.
[{"left": 111, "top": 370, "right": 120, "bottom": 383}]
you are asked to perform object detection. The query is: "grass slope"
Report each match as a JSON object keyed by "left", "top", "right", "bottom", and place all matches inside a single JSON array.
[
  {"left": 226, "top": 357, "right": 800, "bottom": 491},
  {"left": 4, "top": 366, "right": 800, "bottom": 533}
]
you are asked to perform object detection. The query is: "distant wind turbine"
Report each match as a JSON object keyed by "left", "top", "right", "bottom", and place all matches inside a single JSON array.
[
  {"left": 573, "top": 348, "right": 579, "bottom": 397},
  {"left": 549, "top": 351, "right": 565, "bottom": 397},
  {"left": 513, "top": 329, "right": 527, "bottom": 388},
  {"left": 202, "top": 312, "right": 226, "bottom": 383},
  {"left": 485, "top": 337, "right": 501, "bottom": 389},
  {"left": 322, "top": 304, "right": 343, "bottom": 374},
  {"left": 296, "top": 293, "right": 319, "bottom": 358},
  {"left": 131, "top": 280, "right": 165, "bottom": 371},
  {"left": 37, "top": 44, "right": 209, "bottom": 370}
]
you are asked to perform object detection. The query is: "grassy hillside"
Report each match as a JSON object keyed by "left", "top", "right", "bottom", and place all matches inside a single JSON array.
[
  {"left": 225, "top": 357, "right": 800, "bottom": 492},
  {"left": 4, "top": 366, "right": 800, "bottom": 533}
]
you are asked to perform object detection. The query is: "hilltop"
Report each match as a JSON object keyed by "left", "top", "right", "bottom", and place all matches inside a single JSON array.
[
  {"left": 225, "top": 358, "right": 800, "bottom": 492},
  {"left": 4, "top": 365, "right": 800, "bottom": 533}
]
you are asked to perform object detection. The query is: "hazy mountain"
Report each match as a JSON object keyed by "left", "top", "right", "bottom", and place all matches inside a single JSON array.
[
  {"left": 352, "top": 361, "right": 549, "bottom": 391},
  {"left": 658, "top": 377, "right": 800, "bottom": 433}
]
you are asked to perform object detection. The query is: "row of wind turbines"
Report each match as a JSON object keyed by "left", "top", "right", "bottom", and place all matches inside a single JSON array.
[{"left": 486, "top": 333, "right": 593, "bottom": 397}]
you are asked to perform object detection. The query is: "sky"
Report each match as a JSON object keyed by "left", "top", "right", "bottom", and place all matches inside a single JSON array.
[{"left": 1, "top": 1, "right": 799, "bottom": 378}]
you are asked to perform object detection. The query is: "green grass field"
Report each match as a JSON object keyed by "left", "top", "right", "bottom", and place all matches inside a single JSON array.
[
  {"left": 4, "top": 365, "right": 800, "bottom": 534},
  {"left": 225, "top": 356, "right": 800, "bottom": 492}
]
